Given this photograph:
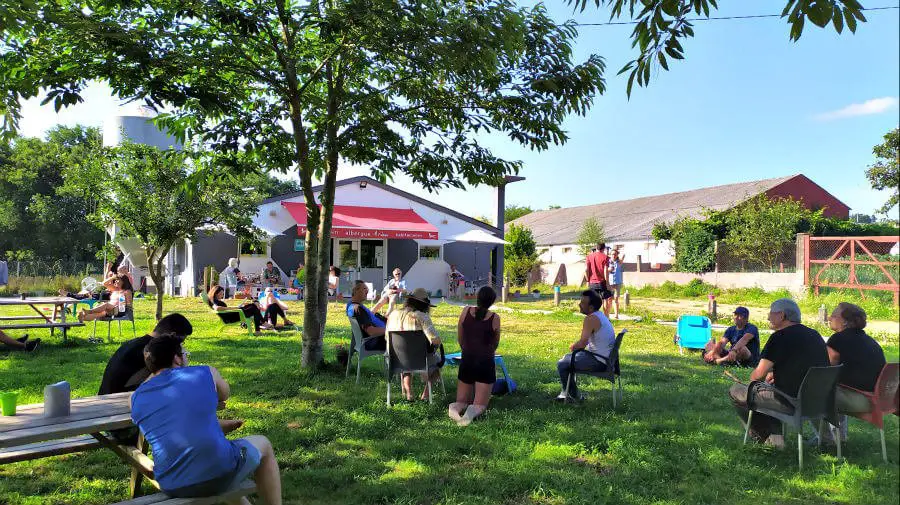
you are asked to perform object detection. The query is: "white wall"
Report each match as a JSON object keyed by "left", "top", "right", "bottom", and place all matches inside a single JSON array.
[{"left": 625, "top": 271, "right": 805, "bottom": 294}]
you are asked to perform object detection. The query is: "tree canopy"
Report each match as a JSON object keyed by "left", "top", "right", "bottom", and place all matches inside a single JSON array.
[
  {"left": 575, "top": 217, "right": 606, "bottom": 256},
  {"left": 866, "top": 127, "right": 899, "bottom": 215},
  {"left": 0, "top": 126, "right": 104, "bottom": 261},
  {"left": 505, "top": 205, "right": 535, "bottom": 223},
  {"left": 565, "top": 0, "right": 869, "bottom": 96},
  {"left": 66, "top": 142, "right": 260, "bottom": 320},
  {"left": 1, "top": 0, "right": 605, "bottom": 366}
]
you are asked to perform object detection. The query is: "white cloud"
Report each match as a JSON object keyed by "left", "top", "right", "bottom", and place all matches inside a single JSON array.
[{"left": 815, "top": 97, "right": 899, "bottom": 121}]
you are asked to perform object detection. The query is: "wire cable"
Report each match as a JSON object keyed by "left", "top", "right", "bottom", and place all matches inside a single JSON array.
[{"left": 572, "top": 5, "right": 899, "bottom": 26}]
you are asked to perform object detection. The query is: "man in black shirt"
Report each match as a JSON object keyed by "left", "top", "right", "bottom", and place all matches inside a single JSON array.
[
  {"left": 729, "top": 298, "right": 828, "bottom": 447},
  {"left": 98, "top": 313, "right": 193, "bottom": 395}
]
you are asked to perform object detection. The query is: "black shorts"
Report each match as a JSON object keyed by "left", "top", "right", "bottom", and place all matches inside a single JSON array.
[{"left": 458, "top": 354, "right": 496, "bottom": 385}]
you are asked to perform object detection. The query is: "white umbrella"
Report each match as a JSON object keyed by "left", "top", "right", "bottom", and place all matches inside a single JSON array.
[{"left": 449, "top": 229, "right": 508, "bottom": 244}]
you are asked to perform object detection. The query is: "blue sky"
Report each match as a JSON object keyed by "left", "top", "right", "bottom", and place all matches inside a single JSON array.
[{"left": 17, "top": 2, "right": 900, "bottom": 221}]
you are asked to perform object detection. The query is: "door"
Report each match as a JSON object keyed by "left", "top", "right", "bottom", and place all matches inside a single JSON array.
[
  {"left": 334, "top": 240, "right": 359, "bottom": 297},
  {"left": 359, "top": 239, "right": 386, "bottom": 294}
]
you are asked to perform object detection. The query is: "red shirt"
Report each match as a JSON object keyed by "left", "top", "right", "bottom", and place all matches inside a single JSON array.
[{"left": 586, "top": 252, "right": 609, "bottom": 284}]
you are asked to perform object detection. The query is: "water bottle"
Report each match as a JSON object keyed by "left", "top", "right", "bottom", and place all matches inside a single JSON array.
[{"left": 118, "top": 294, "right": 126, "bottom": 313}]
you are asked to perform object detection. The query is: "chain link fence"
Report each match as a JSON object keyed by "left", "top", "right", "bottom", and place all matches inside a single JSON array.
[
  {"left": 3, "top": 259, "right": 105, "bottom": 278},
  {"left": 715, "top": 241, "right": 797, "bottom": 273}
]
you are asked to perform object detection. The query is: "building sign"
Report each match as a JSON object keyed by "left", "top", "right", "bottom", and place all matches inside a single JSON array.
[
  {"left": 294, "top": 239, "right": 305, "bottom": 251},
  {"left": 296, "top": 226, "right": 438, "bottom": 240}
]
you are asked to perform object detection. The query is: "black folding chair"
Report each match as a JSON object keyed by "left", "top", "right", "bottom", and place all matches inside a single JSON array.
[
  {"left": 743, "top": 365, "right": 843, "bottom": 470},
  {"left": 564, "top": 329, "right": 627, "bottom": 407},
  {"left": 386, "top": 330, "right": 444, "bottom": 406}
]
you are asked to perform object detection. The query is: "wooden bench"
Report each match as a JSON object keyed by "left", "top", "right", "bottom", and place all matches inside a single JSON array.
[
  {"left": 0, "top": 434, "right": 100, "bottom": 464},
  {"left": 109, "top": 479, "right": 257, "bottom": 505},
  {"left": 0, "top": 322, "right": 85, "bottom": 330}
]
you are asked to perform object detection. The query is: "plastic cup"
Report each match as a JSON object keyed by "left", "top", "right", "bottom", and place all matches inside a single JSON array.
[{"left": 1, "top": 392, "right": 18, "bottom": 416}]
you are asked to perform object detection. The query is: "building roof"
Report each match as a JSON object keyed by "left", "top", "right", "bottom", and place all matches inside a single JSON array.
[
  {"left": 262, "top": 175, "right": 501, "bottom": 235},
  {"left": 508, "top": 175, "right": 804, "bottom": 245}
]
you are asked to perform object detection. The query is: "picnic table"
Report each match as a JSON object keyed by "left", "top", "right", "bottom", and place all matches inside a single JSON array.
[
  {"left": 0, "top": 392, "right": 156, "bottom": 498},
  {"left": 0, "top": 296, "right": 85, "bottom": 343}
]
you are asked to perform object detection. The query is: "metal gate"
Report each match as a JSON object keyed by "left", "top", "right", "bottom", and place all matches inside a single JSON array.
[{"left": 804, "top": 236, "right": 900, "bottom": 304}]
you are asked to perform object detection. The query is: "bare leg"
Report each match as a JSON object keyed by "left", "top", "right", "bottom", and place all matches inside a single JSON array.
[
  {"left": 220, "top": 419, "right": 244, "bottom": 434},
  {"left": 80, "top": 303, "right": 115, "bottom": 322},
  {"left": 372, "top": 295, "right": 388, "bottom": 314},
  {"left": 401, "top": 373, "right": 413, "bottom": 400},
  {"left": 613, "top": 296, "right": 620, "bottom": 318},
  {"left": 0, "top": 330, "right": 26, "bottom": 350},
  {"left": 243, "top": 435, "right": 282, "bottom": 505},
  {"left": 450, "top": 381, "right": 473, "bottom": 421}
]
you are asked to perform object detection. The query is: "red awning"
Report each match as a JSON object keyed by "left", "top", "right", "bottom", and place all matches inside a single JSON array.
[{"left": 281, "top": 202, "right": 438, "bottom": 240}]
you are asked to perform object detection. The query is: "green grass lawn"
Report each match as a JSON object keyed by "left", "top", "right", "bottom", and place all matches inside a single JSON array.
[{"left": 1, "top": 297, "right": 898, "bottom": 505}]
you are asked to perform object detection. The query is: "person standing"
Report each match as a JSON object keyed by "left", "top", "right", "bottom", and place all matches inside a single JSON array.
[
  {"left": 728, "top": 298, "right": 828, "bottom": 448},
  {"left": 449, "top": 286, "right": 501, "bottom": 426},
  {"left": 606, "top": 249, "right": 624, "bottom": 319}
]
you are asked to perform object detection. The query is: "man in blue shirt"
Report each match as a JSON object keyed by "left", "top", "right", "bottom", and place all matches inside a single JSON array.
[
  {"left": 346, "top": 281, "right": 387, "bottom": 351},
  {"left": 704, "top": 306, "right": 760, "bottom": 367}
]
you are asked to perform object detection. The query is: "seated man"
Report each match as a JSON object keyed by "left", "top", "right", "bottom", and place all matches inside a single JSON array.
[
  {"left": 729, "top": 298, "right": 828, "bottom": 448},
  {"left": 555, "top": 290, "right": 616, "bottom": 402},
  {"left": 131, "top": 334, "right": 282, "bottom": 504},
  {"left": 262, "top": 261, "right": 281, "bottom": 287},
  {"left": 372, "top": 268, "right": 408, "bottom": 315},
  {"left": 99, "top": 313, "right": 242, "bottom": 441},
  {"left": 346, "top": 280, "right": 387, "bottom": 351},
  {"left": 703, "top": 306, "right": 760, "bottom": 367}
]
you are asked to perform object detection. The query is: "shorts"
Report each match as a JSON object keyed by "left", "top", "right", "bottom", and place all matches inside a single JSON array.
[
  {"left": 458, "top": 354, "right": 496, "bottom": 384},
  {"left": 609, "top": 284, "right": 621, "bottom": 298},
  {"left": 164, "top": 438, "right": 261, "bottom": 498}
]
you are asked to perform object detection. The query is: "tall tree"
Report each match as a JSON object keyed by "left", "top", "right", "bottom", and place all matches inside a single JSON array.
[
  {"left": 566, "top": 0, "right": 869, "bottom": 96},
  {"left": 866, "top": 127, "right": 899, "bottom": 215},
  {"left": 66, "top": 142, "right": 259, "bottom": 320},
  {"left": 504, "top": 223, "right": 538, "bottom": 285},
  {"left": 575, "top": 217, "right": 606, "bottom": 256},
  {"left": 0, "top": 1, "right": 604, "bottom": 367},
  {"left": 505, "top": 205, "right": 535, "bottom": 223},
  {"left": 0, "top": 126, "right": 104, "bottom": 260}
]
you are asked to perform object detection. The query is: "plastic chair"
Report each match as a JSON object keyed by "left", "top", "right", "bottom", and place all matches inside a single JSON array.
[
  {"left": 92, "top": 306, "right": 136, "bottom": 342},
  {"left": 386, "top": 330, "right": 445, "bottom": 406},
  {"left": 564, "top": 329, "right": 628, "bottom": 407},
  {"left": 199, "top": 292, "right": 253, "bottom": 336},
  {"left": 676, "top": 315, "right": 712, "bottom": 354},
  {"left": 346, "top": 317, "right": 386, "bottom": 384},
  {"left": 743, "top": 365, "right": 843, "bottom": 470},
  {"left": 838, "top": 362, "right": 899, "bottom": 463}
]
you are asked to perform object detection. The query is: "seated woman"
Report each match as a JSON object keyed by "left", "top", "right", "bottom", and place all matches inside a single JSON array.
[
  {"left": 449, "top": 286, "right": 500, "bottom": 426},
  {"left": 827, "top": 302, "right": 886, "bottom": 417},
  {"left": 78, "top": 275, "right": 133, "bottom": 322},
  {"left": 386, "top": 288, "right": 443, "bottom": 401},
  {"left": 259, "top": 287, "right": 295, "bottom": 328},
  {"left": 131, "top": 334, "right": 282, "bottom": 504},
  {"left": 207, "top": 285, "right": 273, "bottom": 335}
]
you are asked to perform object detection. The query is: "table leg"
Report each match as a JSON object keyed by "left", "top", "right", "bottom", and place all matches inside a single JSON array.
[
  {"left": 129, "top": 434, "right": 149, "bottom": 498},
  {"left": 28, "top": 304, "right": 55, "bottom": 336},
  {"left": 60, "top": 303, "right": 68, "bottom": 344}
]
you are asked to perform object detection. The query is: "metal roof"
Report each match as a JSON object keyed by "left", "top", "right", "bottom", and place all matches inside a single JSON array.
[{"left": 508, "top": 175, "right": 800, "bottom": 245}]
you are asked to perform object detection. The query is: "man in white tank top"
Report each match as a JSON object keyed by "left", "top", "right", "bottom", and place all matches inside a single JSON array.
[{"left": 556, "top": 290, "right": 616, "bottom": 401}]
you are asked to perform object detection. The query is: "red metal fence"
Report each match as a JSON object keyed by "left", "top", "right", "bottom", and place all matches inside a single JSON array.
[{"left": 804, "top": 236, "right": 900, "bottom": 304}]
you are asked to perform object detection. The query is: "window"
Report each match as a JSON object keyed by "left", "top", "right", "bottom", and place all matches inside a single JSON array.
[
  {"left": 240, "top": 238, "right": 268, "bottom": 256},
  {"left": 418, "top": 245, "right": 442, "bottom": 260},
  {"left": 562, "top": 247, "right": 572, "bottom": 254}
]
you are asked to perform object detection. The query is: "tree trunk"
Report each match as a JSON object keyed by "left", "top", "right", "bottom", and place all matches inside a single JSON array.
[{"left": 145, "top": 246, "right": 166, "bottom": 321}]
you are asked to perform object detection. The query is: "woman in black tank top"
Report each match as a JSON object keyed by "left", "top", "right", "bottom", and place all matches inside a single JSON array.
[{"left": 449, "top": 286, "right": 500, "bottom": 426}]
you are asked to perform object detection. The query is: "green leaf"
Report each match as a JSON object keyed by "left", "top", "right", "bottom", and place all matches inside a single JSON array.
[
  {"left": 832, "top": 6, "right": 843, "bottom": 34},
  {"left": 844, "top": 8, "right": 857, "bottom": 32},
  {"left": 658, "top": 51, "right": 669, "bottom": 70}
]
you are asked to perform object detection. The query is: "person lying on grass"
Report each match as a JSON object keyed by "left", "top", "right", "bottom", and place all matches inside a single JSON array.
[
  {"left": 555, "top": 289, "right": 616, "bottom": 402},
  {"left": 98, "top": 313, "right": 243, "bottom": 442},
  {"left": 703, "top": 306, "right": 760, "bottom": 367},
  {"left": 77, "top": 274, "right": 133, "bottom": 322},
  {"left": 449, "top": 286, "right": 500, "bottom": 426},
  {"left": 132, "top": 333, "right": 282, "bottom": 504},
  {"left": 0, "top": 329, "right": 39, "bottom": 352}
]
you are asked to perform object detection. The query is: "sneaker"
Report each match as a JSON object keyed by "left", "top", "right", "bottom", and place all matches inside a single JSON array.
[
  {"left": 16, "top": 334, "right": 29, "bottom": 343},
  {"left": 24, "top": 339, "right": 41, "bottom": 352},
  {"left": 554, "top": 391, "right": 584, "bottom": 403}
]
